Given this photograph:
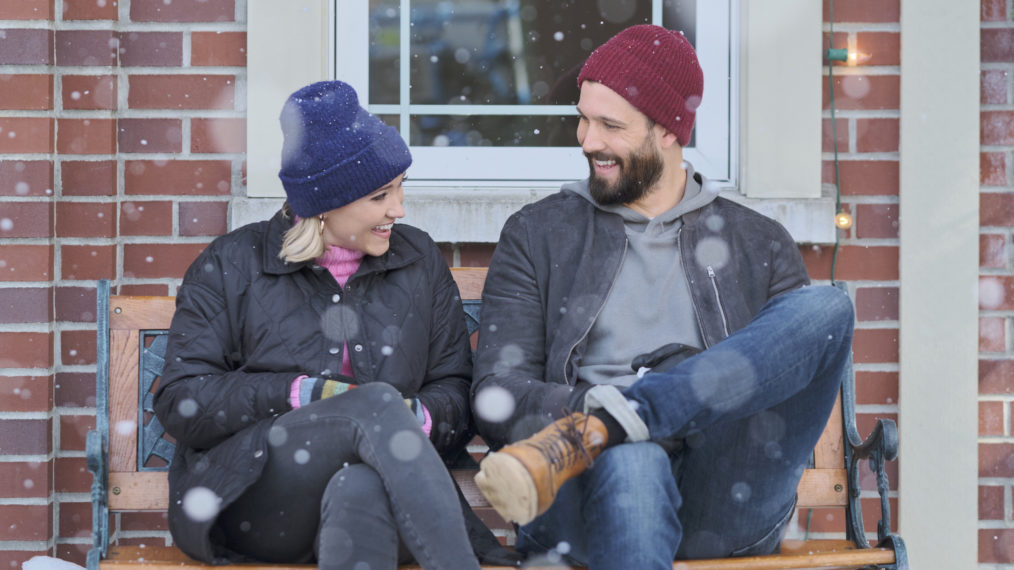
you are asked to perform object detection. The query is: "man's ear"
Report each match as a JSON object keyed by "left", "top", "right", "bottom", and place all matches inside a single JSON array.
[{"left": 655, "top": 124, "right": 680, "bottom": 149}]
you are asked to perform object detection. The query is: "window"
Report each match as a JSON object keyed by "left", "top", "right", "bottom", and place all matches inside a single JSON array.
[{"left": 335, "top": 0, "right": 734, "bottom": 184}]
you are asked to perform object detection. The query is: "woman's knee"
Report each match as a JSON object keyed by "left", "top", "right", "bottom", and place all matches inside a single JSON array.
[{"left": 323, "top": 463, "right": 387, "bottom": 509}]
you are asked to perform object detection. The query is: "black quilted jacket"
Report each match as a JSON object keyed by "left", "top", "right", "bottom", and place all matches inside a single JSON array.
[{"left": 153, "top": 209, "right": 473, "bottom": 563}]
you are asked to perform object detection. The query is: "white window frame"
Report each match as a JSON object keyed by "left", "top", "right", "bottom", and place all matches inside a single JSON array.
[
  {"left": 336, "top": 0, "right": 733, "bottom": 184},
  {"left": 244, "top": 0, "right": 831, "bottom": 243}
]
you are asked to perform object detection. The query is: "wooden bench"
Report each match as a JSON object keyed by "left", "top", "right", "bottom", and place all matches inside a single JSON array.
[{"left": 88, "top": 270, "right": 907, "bottom": 570}]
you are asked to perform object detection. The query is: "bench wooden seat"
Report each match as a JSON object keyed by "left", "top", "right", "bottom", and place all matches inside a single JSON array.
[{"left": 88, "top": 269, "right": 907, "bottom": 569}]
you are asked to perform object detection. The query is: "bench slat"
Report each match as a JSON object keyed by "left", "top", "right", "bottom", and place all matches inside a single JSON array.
[
  {"left": 101, "top": 541, "right": 895, "bottom": 570},
  {"left": 110, "top": 329, "right": 141, "bottom": 473}
]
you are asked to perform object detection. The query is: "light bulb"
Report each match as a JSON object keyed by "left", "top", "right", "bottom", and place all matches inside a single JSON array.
[{"left": 835, "top": 211, "right": 853, "bottom": 230}]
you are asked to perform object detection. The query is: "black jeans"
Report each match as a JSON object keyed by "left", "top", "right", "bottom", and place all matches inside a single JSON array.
[{"left": 217, "top": 382, "right": 480, "bottom": 570}]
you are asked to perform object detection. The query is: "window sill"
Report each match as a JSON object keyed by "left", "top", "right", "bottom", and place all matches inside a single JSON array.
[{"left": 231, "top": 185, "right": 837, "bottom": 245}]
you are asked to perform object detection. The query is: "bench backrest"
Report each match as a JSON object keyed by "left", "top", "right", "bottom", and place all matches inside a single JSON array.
[{"left": 95, "top": 267, "right": 848, "bottom": 514}]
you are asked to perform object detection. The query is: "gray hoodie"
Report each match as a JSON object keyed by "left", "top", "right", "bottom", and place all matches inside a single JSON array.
[{"left": 566, "top": 163, "right": 719, "bottom": 387}]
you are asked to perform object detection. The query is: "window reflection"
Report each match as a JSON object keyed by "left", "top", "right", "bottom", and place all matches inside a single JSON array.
[{"left": 368, "top": 0, "right": 696, "bottom": 147}]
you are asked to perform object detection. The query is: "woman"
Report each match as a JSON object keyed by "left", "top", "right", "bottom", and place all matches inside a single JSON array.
[{"left": 153, "top": 81, "right": 482, "bottom": 569}]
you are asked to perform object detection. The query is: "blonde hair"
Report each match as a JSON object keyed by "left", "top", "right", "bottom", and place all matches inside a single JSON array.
[{"left": 278, "top": 204, "right": 327, "bottom": 263}]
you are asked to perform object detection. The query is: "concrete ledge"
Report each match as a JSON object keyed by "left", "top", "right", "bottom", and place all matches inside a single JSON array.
[{"left": 231, "top": 185, "right": 837, "bottom": 245}]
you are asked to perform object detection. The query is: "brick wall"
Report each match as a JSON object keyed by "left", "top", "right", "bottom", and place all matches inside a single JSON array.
[
  {"left": 0, "top": 0, "right": 244, "bottom": 565},
  {"left": 980, "top": 0, "right": 1014, "bottom": 565},
  {"left": 0, "top": 0, "right": 996, "bottom": 567}
]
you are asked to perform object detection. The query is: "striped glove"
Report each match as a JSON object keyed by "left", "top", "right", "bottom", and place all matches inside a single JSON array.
[{"left": 290, "top": 376, "right": 431, "bottom": 435}]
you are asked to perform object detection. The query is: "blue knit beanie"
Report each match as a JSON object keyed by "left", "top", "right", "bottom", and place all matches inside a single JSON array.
[{"left": 278, "top": 81, "right": 412, "bottom": 218}]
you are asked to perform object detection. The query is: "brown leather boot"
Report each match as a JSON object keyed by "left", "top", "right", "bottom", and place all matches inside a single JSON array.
[{"left": 475, "top": 412, "right": 608, "bottom": 525}]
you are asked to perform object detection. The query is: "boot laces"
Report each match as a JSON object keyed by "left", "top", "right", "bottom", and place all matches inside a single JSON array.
[{"left": 526, "top": 414, "right": 597, "bottom": 472}]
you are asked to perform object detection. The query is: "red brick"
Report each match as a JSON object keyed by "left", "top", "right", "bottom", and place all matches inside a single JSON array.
[
  {"left": 119, "top": 284, "right": 169, "bottom": 296},
  {"left": 855, "top": 371, "right": 898, "bottom": 405},
  {"left": 983, "top": 29, "right": 1014, "bottom": 63},
  {"left": 855, "top": 32, "right": 900, "bottom": 67},
  {"left": 980, "top": 485, "right": 1006, "bottom": 520},
  {"left": 57, "top": 118, "right": 116, "bottom": 155},
  {"left": 0, "top": 0, "right": 54, "bottom": 19},
  {"left": 55, "top": 29, "right": 118, "bottom": 66},
  {"left": 980, "top": 442, "right": 1014, "bottom": 477},
  {"left": 119, "top": 511, "right": 169, "bottom": 531},
  {"left": 0, "top": 461, "right": 50, "bottom": 498},
  {"left": 61, "top": 329, "right": 96, "bottom": 366},
  {"left": 852, "top": 328, "right": 898, "bottom": 364},
  {"left": 801, "top": 245, "right": 899, "bottom": 281},
  {"left": 821, "top": 118, "right": 848, "bottom": 153},
  {"left": 0, "top": 416, "right": 50, "bottom": 456},
  {"left": 58, "top": 500, "right": 92, "bottom": 538},
  {"left": 982, "top": 233, "right": 1008, "bottom": 268},
  {"left": 0, "top": 376, "right": 52, "bottom": 413},
  {"left": 459, "top": 244, "right": 496, "bottom": 267},
  {"left": 191, "top": 31, "right": 246, "bottom": 66},
  {"left": 982, "top": 152, "right": 1007, "bottom": 186},
  {"left": 983, "top": 111, "right": 1014, "bottom": 144},
  {"left": 0, "top": 202, "right": 53, "bottom": 238},
  {"left": 822, "top": 75, "right": 899, "bottom": 110},
  {"left": 855, "top": 118, "right": 898, "bottom": 153},
  {"left": 0, "top": 288, "right": 52, "bottom": 324},
  {"left": 55, "top": 201, "right": 115, "bottom": 238},
  {"left": 982, "top": 276, "right": 1014, "bottom": 310},
  {"left": 854, "top": 203, "right": 898, "bottom": 239},
  {"left": 55, "top": 545, "right": 88, "bottom": 566},
  {"left": 120, "top": 200, "right": 173, "bottom": 236},
  {"left": 983, "top": 0, "right": 1007, "bottom": 21},
  {"left": 0, "top": 29, "right": 53, "bottom": 64},
  {"left": 982, "top": 70, "right": 1008, "bottom": 105},
  {"left": 0, "top": 505, "right": 51, "bottom": 540},
  {"left": 63, "top": 0, "right": 119, "bottom": 20},
  {"left": 0, "top": 117, "right": 54, "bottom": 153},
  {"left": 1, "top": 160, "right": 52, "bottom": 197},
  {"left": 59, "top": 414, "right": 94, "bottom": 452},
  {"left": 61, "top": 244, "right": 115, "bottom": 280},
  {"left": 980, "top": 529, "right": 1014, "bottom": 563},
  {"left": 117, "top": 31, "right": 183, "bottom": 67},
  {"left": 980, "top": 358, "right": 1014, "bottom": 393},
  {"left": 62, "top": 74, "right": 117, "bottom": 110},
  {"left": 191, "top": 118, "right": 246, "bottom": 153},
  {"left": 0, "top": 333, "right": 51, "bottom": 369},
  {"left": 54, "top": 457, "right": 90, "bottom": 494},
  {"left": 180, "top": 201, "right": 228, "bottom": 236},
  {"left": 55, "top": 372, "right": 96, "bottom": 408},
  {"left": 980, "top": 193, "right": 1014, "bottom": 226},
  {"left": 130, "top": 0, "right": 235, "bottom": 22},
  {"left": 125, "top": 160, "right": 231, "bottom": 195},
  {"left": 0, "top": 74, "right": 52, "bottom": 110},
  {"left": 55, "top": 286, "right": 97, "bottom": 323},
  {"left": 981, "top": 401, "right": 1006, "bottom": 436},
  {"left": 822, "top": 0, "right": 899, "bottom": 23},
  {"left": 129, "top": 74, "right": 235, "bottom": 110},
  {"left": 117, "top": 119, "right": 182, "bottom": 153},
  {"left": 61, "top": 160, "right": 115, "bottom": 196},
  {"left": 854, "top": 286, "right": 898, "bottom": 322},
  {"left": 0, "top": 245, "right": 53, "bottom": 281},
  {"left": 123, "top": 243, "right": 208, "bottom": 279},
  {"left": 981, "top": 316, "right": 1007, "bottom": 352}
]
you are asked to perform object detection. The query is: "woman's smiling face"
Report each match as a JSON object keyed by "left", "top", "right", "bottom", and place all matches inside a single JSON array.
[{"left": 321, "top": 173, "right": 406, "bottom": 256}]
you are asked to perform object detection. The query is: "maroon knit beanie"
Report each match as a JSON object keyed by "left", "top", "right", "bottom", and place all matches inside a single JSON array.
[{"left": 577, "top": 24, "right": 704, "bottom": 146}]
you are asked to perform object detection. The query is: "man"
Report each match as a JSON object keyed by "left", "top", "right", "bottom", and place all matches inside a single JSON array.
[{"left": 471, "top": 24, "right": 855, "bottom": 569}]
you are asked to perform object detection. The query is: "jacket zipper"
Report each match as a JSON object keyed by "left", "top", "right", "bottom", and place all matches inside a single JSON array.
[
  {"left": 706, "top": 265, "right": 732, "bottom": 338},
  {"left": 562, "top": 240, "right": 629, "bottom": 383},
  {"left": 677, "top": 227, "right": 711, "bottom": 348}
]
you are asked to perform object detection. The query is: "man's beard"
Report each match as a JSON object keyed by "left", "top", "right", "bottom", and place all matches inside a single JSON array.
[{"left": 587, "top": 136, "right": 664, "bottom": 207}]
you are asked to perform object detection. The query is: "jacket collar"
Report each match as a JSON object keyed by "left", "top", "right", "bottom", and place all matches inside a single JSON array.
[{"left": 260, "top": 208, "right": 424, "bottom": 276}]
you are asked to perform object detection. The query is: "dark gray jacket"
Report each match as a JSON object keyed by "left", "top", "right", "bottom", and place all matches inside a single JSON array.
[
  {"left": 153, "top": 209, "right": 473, "bottom": 563},
  {"left": 471, "top": 175, "right": 810, "bottom": 449}
]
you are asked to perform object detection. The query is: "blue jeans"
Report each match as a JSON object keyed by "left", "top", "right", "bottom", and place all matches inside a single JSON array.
[{"left": 517, "top": 285, "right": 854, "bottom": 569}]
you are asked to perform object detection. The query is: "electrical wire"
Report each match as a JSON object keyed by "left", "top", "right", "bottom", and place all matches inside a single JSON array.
[{"left": 827, "top": 0, "right": 844, "bottom": 285}]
